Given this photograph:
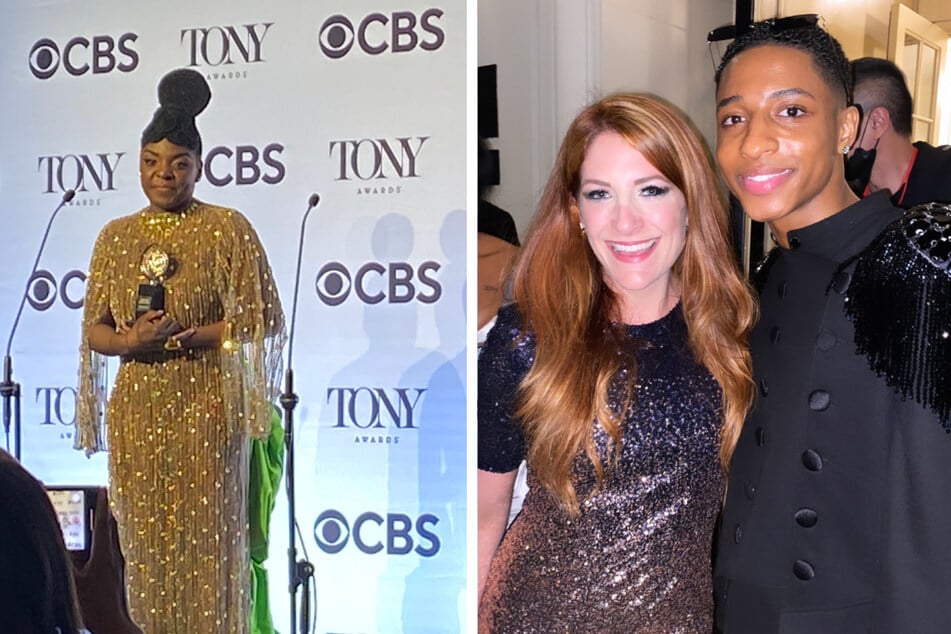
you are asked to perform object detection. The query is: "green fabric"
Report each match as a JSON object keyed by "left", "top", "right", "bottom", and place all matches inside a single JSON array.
[{"left": 249, "top": 408, "right": 285, "bottom": 634}]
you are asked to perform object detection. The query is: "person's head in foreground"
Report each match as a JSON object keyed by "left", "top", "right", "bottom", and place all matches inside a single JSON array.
[{"left": 0, "top": 450, "right": 85, "bottom": 633}]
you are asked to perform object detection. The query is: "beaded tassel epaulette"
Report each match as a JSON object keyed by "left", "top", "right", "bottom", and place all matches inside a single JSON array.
[{"left": 841, "top": 202, "right": 951, "bottom": 429}]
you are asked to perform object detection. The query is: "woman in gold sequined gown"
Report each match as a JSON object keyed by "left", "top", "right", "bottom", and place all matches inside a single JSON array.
[{"left": 76, "top": 69, "right": 285, "bottom": 633}]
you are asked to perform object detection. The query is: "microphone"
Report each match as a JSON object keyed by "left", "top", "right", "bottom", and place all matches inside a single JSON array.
[
  {"left": 281, "top": 192, "right": 320, "bottom": 634},
  {"left": 4, "top": 189, "right": 75, "bottom": 358},
  {"left": 2, "top": 189, "right": 75, "bottom": 456},
  {"left": 286, "top": 193, "right": 320, "bottom": 369}
]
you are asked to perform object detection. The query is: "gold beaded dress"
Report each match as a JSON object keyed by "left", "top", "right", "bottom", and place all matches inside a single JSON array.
[{"left": 75, "top": 201, "right": 285, "bottom": 633}]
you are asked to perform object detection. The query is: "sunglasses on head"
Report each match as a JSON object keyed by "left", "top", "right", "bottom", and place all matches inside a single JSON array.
[
  {"left": 706, "top": 14, "right": 826, "bottom": 71},
  {"left": 707, "top": 13, "right": 822, "bottom": 43}
]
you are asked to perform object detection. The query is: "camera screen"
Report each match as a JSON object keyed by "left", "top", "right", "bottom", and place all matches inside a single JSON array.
[{"left": 47, "top": 489, "right": 87, "bottom": 551}]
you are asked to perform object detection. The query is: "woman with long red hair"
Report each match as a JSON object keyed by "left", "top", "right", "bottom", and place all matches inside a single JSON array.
[{"left": 478, "top": 92, "right": 755, "bottom": 631}]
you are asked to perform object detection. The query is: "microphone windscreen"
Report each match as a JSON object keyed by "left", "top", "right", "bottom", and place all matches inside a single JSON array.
[
  {"left": 308, "top": 193, "right": 320, "bottom": 208},
  {"left": 62, "top": 190, "right": 76, "bottom": 203}
]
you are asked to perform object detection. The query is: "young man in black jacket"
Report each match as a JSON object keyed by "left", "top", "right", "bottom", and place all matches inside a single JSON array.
[{"left": 712, "top": 19, "right": 951, "bottom": 634}]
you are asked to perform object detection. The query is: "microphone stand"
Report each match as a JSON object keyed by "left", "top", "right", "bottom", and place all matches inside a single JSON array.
[
  {"left": 282, "top": 193, "right": 319, "bottom": 634},
  {"left": 2, "top": 189, "right": 75, "bottom": 460}
]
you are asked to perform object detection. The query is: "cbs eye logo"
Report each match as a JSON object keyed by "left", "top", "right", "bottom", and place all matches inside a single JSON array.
[
  {"left": 27, "top": 270, "right": 85, "bottom": 311},
  {"left": 313, "top": 509, "right": 440, "bottom": 557},
  {"left": 29, "top": 33, "right": 138, "bottom": 80},
  {"left": 318, "top": 9, "right": 445, "bottom": 59},
  {"left": 315, "top": 261, "right": 441, "bottom": 306}
]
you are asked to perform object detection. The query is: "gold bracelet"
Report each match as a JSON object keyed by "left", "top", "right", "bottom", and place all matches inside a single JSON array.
[{"left": 163, "top": 336, "right": 183, "bottom": 351}]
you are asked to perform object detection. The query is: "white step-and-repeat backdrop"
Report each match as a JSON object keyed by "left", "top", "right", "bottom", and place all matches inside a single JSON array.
[{"left": 0, "top": 1, "right": 466, "bottom": 631}]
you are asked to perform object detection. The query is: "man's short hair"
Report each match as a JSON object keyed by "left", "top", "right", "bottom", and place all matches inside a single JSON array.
[
  {"left": 851, "top": 57, "right": 913, "bottom": 137},
  {"left": 715, "top": 21, "right": 852, "bottom": 107}
]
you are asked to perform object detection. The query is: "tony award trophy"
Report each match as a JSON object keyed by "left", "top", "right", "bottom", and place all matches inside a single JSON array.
[{"left": 136, "top": 244, "right": 174, "bottom": 318}]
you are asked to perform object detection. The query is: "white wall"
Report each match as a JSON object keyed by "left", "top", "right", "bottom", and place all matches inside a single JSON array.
[
  {"left": 478, "top": 0, "right": 734, "bottom": 236},
  {"left": 778, "top": 0, "right": 894, "bottom": 57}
]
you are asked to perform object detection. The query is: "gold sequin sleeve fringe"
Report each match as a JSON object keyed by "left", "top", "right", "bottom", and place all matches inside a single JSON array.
[
  {"left": 75, "top": 221, "right": 120, "bottom": 455},
  {"left": 217, "top": 209, "right": 286, "bottom": 439}
]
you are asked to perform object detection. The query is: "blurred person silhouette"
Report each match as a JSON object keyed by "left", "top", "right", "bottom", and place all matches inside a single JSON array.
[
  {"left": 477, "top": 138, "right": 520, "bottom": 346},
  {"left": 477, "top": 139, "right": 528, "bottom": 528},
  {"left": 0, "top": 449, "right": 89, "bottom": 633}
]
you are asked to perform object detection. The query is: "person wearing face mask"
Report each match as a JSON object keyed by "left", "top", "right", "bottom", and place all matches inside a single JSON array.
[{"left": 846, "top": 56, "right": 951, "bottom": 208}]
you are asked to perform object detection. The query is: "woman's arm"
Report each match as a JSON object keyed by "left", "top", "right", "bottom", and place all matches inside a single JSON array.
[
  {"left": 478, "top": 468, "right": 517, "bottom": 603},
  {"left": 177, "top": 321, "right": 223, "bottom": 349},
  {"left": 87, "top": 309, "right": 200, "bottom": 356}
]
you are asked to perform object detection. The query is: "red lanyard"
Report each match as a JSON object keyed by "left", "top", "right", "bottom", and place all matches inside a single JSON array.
[{"left": 863, "top": 146, "right": 919, "bottom": 206}]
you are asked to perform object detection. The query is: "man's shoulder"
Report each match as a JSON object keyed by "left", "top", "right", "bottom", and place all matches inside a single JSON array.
[
  {"left": 914, "top": 140, "right": 951, "bottom": 158},
  {"left": 911, "top": 141, "right": 951, "bottom": 177},
  {"left": 845, "top": 203, "right": 951, "bottom": 427},
  {"left": 852, "top": 202, "right": 950, "bottom": 274},
  {"left": 478, "top": 199, "right": 520, "bottom": 246}
]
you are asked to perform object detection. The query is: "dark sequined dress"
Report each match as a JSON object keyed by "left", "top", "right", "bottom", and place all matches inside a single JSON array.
[{"left": 478, "top": 303, "right": 723, "bottom": 633}]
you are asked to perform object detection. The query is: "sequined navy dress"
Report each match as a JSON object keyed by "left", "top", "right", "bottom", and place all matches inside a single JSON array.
[{"left": 478, "top": 303, "right": 723, "bottom": 633}]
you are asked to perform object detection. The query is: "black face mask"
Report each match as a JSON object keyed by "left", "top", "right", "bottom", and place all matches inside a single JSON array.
[
  {"left": 845, "top": 145, "right": 876, "bottom": 196},
  {"left": 844, "top": 114, "right": 879, "bottom": 196}
]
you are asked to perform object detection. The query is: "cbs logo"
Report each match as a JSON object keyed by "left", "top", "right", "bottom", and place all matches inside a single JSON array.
[
  {"left": 29, "top": 33, "right": 138, "bottom": 80},
  {"left": 28, "top": 270, "right": 85, "bottom": 311},
  {"left": 318, "top": 9, "right": 444, "bottom": 59},
  {"left": 315, "top": 261, "right": 441, "bottom": 306},
  {"left": 203, "top": 143, "right": 285, "bottom": 187},
  {"left": 314, "top": 510, "right": 440, "bottom": 557}
]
